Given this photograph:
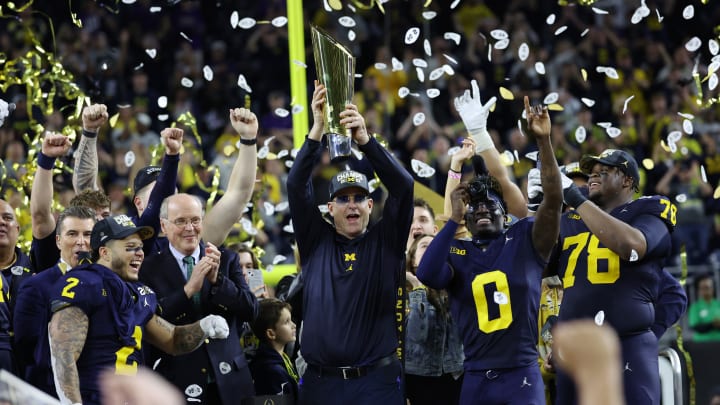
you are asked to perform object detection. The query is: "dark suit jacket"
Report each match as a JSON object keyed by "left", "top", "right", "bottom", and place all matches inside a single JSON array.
[{"left": 140, "top": 243, "right": 259, "bottom": 404}]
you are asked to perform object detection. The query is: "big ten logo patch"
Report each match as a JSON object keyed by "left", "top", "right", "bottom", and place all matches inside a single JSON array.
[
  {"left": 395, "top": 286, "right": 404, "bottom": 360},
  {"left": 449, "top": 246, "right": 466, "bottom": 255}
]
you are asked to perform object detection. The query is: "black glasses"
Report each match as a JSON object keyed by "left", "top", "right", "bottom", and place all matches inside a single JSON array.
[
  {"left": 167, "top": 217, "right": 202, "bottom": 228},
  {"left": 466, "top": 200, "right": 501, "bottom": 213},
  {"left": 334, "top": 193, "right": 368, "bottom": 205},
  {"left": 124, "top": 245, "right": 143, "bottom": 253}
]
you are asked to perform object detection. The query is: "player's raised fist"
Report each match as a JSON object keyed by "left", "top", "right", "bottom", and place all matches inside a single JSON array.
[
  {"left": 229, "top": 108, "right": 258, "bottom": 139},
  {"left": 160, "top": 127, "right": 184, "bottom": 155},
  {"left": 41, "top": 131, "right": 72, "bottom": 158},
  {"left": 82, "top": 104, "right": 109, "bottom": 133}
]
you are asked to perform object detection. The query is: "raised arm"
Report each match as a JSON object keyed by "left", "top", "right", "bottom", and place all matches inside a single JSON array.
[
  {"left": 201, "top": 108, "right": 258, "bottom": 246},
  {"left": 525, "top": 97, "right": 562, "bottom": 261},
  {"left": 49, "top": 306, "right": 88, "bottom": 404},
  {"left": 31, "top": 132, "right": 72, "bottom": 239},
  {"left": 454, "top": 79, "right": 527, "bottom": 218},
  {"left": 416, "top": 202, "right": 462, "bottom": 289},
  {"left": 73, "top": 104, "right": 108, "bottom": 192},
  {"left": 144, "top": 314, "right": 229, "bottom": 356}
]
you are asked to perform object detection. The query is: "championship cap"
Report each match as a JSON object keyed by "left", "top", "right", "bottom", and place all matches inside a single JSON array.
[
  {"left": 561, "top": 162, "right": 589, "bottom": 180},
  {"left": 580, "top": 149, "right": 640, "bottom": 189},
  {"left": 91, "top": 215, "right": 154, "bottom": 251},
  {"left": 133, "top": 166, "right": 161, "bottom": 195},
  {"left": 329, "top": 170, "right": 369, "bottom": 199}
]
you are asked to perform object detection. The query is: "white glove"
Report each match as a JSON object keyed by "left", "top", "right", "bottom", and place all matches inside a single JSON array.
[
  {"left": 453, "top": 79, "right": 497, "bottom": 153},
  {"left": 559, "top": 167, "right": 574, "bottom": 191},
  {"left": 199, "top": 315, "right": 229, "bottom": 339},
  {"left": 526, "top": 168, "right": 543, "bottom": 212}
]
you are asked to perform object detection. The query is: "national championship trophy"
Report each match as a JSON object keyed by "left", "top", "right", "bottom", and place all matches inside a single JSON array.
[{"left": 310, "top": 25, "right": 356, "bottom": 162}]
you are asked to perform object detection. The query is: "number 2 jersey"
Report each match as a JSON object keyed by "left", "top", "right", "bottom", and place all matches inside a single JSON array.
[
  {"left": 50, "top": 264, "right": 158, "bottom": 404},
  {"left": 416, "top": 218, "right": 545, "bottom": 371},
  {"left": 552, "top": 195, "right": 675, "bottom": 335}
]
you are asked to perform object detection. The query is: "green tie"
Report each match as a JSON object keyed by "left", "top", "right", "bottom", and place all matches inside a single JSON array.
[{"left": 183, "top": 256, "right": 201, "bottom": 308}]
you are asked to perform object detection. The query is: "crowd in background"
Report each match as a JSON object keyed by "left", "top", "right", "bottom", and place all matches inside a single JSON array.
[{"left": 1, "top": 0, "right": 720, "bottom": 323}]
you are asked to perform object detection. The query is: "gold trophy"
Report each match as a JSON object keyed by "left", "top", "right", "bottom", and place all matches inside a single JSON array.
[{"left": 311, "top": 25, "right": 356, "bottom": 162}]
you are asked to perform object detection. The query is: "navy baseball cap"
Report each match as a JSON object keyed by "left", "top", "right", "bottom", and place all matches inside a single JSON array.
[
  {"left": 580, "top": 149, "right": 640, "bottom": 189},
  {"left": 133, "top": 166, "right": 161, "bottom": 195},
  {"left": 91, "top": 215, "right": 154, "bottom": 250},
  {"left": 329, "top": 170, "right": 369, "bottom": 199}
]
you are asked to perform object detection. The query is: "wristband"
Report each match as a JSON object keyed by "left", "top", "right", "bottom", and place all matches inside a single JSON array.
[
  {"left": 448, "top": 170, "right": 462, "bottom": 180},
  {"left": 563, "top": 184, "right": 588, "bottom": 209},
  {"left": 37, "top": 151, "right": 56, "bottom": 170},
  {"left": 81, "top": 129, "right": 98, "bottom": 138},
  {"left": 239, "top": 138, "right": 257, "bottom": 146}
]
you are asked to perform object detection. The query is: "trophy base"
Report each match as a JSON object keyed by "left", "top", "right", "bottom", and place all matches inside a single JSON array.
[{"left": 326, "top": 132, "right": 352, "bottom": 163}]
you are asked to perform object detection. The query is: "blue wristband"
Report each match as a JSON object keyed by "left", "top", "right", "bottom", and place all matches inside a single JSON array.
[
  {"left": 82, "top": 129, "right": 98, "bottom": 138},
  {"left": 37, "top": 151, "right": 56, "bottom": 170}
]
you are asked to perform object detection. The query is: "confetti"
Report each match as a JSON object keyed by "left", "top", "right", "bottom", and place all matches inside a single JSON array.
[
  {"left": 676, "top": 194, "right": 688, "bottom": 203},
  {"left": 443, "top": 64, "right": 455, "bottom": 76},
  {"left": 275, "top": 108, "right": 290, "bottom": 118},
  {"left": 271, "top": 16, "right": 288, "bottom": 27},
  {"left": 181, "top": 78, "right": 194, "bottom": 88},
  {"left": 701, "top": 165, "right": 708, "bottom": 183},
  {"left": 606, "top": 127, "right": 621, "bottom": 138},
  {"left": 413, "top": 58, "right": 428, "bottom": 68},
  {"left": 422, "top": 11, "right": 437, "bottom": 20},
  {"left": 237, "top": 74, "right": 253, "bottom": 93},
  {"left": 493, "top": 291, "right": 508, "bottom": 305},
  {"left": 238, "top": 18, "right": 256, "bottom": 29},
  {"left": 444, "top": 32, "right": 461, "bottom": 46},
  {"left": 392, "top": 57, "right": 404, "bottom": 71},
  {"left": 450, "top": 0, "right": 461, "bottom": 9},
  {"left": 158, "top": 114, "right": 169, "bottom": 121},
  {"left": 124, "top": 151, "right": 136, "bottom": 167},
  {"left": 543, "top": 92, "right": 559, "bottom": 104},
  {"left": 292, "top": 104, "right": 304, "bottom": 114},
  {"left": 405, "top": 27, "right": 421, "bottom": 45},
  {"left": 710, "top": 74, "right": 719, "bottom": 91},
  {"left": 685, "top": 37, "right": 702, "bottom": 52},
  {"left": 180, "top": 32, "right": 192, "bottom": 43},
  {"left": 150, "top": 6, "right": 162, "bottom": 12},
  {"left": 424, "top": 39, "right": 432, "bottom": 56},
  {"left": 230, "top": 11, "right": 239, "bottom": 29},
  {"left": 494, "top": 38, "right": 510, "bottom": 50},
  {"left": 374, "top": 62, "right": 388, "bottom": 70},
  {"left": 656, "top": 8, "right": 664, "bottom": 22},
  {"left": 518, "top": 43, "right": 530, "bottom": 61},
  {"left": 348, "top": 30, "right": 356, "bottom": 41},
  {"left": 682, "top": 5, "right": 694, "bottom": 20},
  {"left": 710, "top": 39, "right": 719, "bottom": 56},
  {"left": 338, "top": 16, "right": 356, "bottom": 28},
  {"left": 629, "top": 249, "right": 639, "bottom": 262},
  {"left": 203, "top": 66, "right": 213, "bottom": 81},
  {"left": 413, "top": 112, "right": 426, "bottom": 126},
  {"left": 622, "top": 95, "right": 634, "bottom": 114},
  {"left": 591, "top": 7, "right": 608, "bottom": 15},
  {"left": 499, "top": 87, "right": 514, "bottom": 100},
  {"left": 429, "top": 67, "right": 445, "bottom": 81},
  {"left": 683, "top": 119, "right": 693, "bottom": 135},
  {"left": 546, "top": 14, "right": 556, "bottom": 25},
  {"left": 416, "top": 67, "right": 425, "bottom": 82},
  {"left": 642, "top": 159, "right": 655, "bottom": 170},
  {"left": 535, "top": 62, "right": 546, "bottom": 75},
  {"left": 490, "top": 29, "right": 508, "bottom": 40},
  {"left": 444, "top": 54, "right": 458, "bottom": 65},
  {"left": 283, "top": 221, "right": 294, "bottom": 233},
  {"left": 575, "top": 126, "right": 587, "bottom": 143},
  {"left": 597, "top": 122, "right": 612, "bottom": 129},
  {"left": 398, "top": 87, "right": 410, "bottom": 98},
  {"left": 554, "top": 26, "right": 568, "bottom": 36},
  {"left": 145, "top": 49, "right": 157, "bottom": 59},
  {"left": 158, "top": 96, "right": 168, "bottom": 108},
  {"left": 264, "top": 201, "right": 275, "bottom": 216},
  {"left": 411, "top": 159, "right": 435, "bottom": 178},
  {"left": 581, "top": 28, "right": 589, "bottom": 37},
  {"left": 594, "top": 310, "right": 605, "bottom": 325}
]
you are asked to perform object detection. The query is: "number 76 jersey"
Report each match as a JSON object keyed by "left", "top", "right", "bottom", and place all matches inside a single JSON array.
[{"left": 554, "top": 195, "right": 676, "bottom": 335}]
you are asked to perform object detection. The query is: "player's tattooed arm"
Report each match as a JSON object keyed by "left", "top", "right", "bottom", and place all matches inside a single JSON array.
[
  {"left": 144, "top": 315, "right": 206, "bottom": 355},
  {"left": 49, "top": 307, "right": 88, "bottom": 404}
]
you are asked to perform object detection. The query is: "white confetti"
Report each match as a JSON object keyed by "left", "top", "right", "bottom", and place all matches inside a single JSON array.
[
  {"left": 597, "top": 122, "right": 612, "bottom": 129},
  {"left": 490, "top": 29, "right": 508, "bottom": 40},
  {"left": 145, "top": 49, "right": 157, "bottom": 59},
  {"left": 581, "top": 28, "right": 589, "bottom": 37},
  {"left": 668, "top": 131, "right": 683, "bottom": 144},
  {"left": 122, "top": 0, "right": 136, "bottom": 4},
  {"left": 656, "top": 8, "right": 664, "bottom": 22},
  {"left": 622, "top": 95, "right": 634, "bottom": 114},
  {"left": 543, "top": 92, "right": 559, "bottom": 105},
  {"left": 237, "top": 74, "right": 252, "bottom": 93},
  {"left": 124, "top": 151, "right": 135, "bottom": 167},
  {"left": 158, "top": 96, "right": 168, "bottom": 108},
  {"left": 285, "top": 160, "right": 293, "bottom": 169},
  {"left": 682, "top": 5, "right": 694, "bottom": 20},
  {"left": 257, "top": 145, "right": 269, "bottom": 159},
  {"left": 494, "top": 38, "right": 510, "bottom": 50},
  {"left": 203, "top": 65, "right": 213, "bottom": 81},
  {"left": 338, "top": 16, "right": 356, "bottom": 28},
  {"left": 596, "top": 66, "right": 619, "bottom": 79},
  {"left": 581, "top": 98, "right": 595, "bottom": 107},
  {"left": 683, "top": 119, "right": 694, "bottom": 135},
  {"left": 429, "top": 67, "right": 445, "bottom": 81},
  {"left": 274, "top": 108, "right": 289, "bottom": 118},
  {"left": 416, "top": 67, "right": 425, "bottom": 83},
  {"left": 554, "top": 26, "right": 567, "bottom": 36},
  {"left": 444, "top": 32, "right": 461, "bottom": 46},
  {"left": 710, "top": 39, "right": 719, "bottom": 56},
  {"left": 413, "top": 112, "right": 426, "bottom": 126},
  {"left": 592, "top": 7, "right": 609, "bottom": 15},
  {"left": 701, "top": 165, "right": 708, "bottom": 183},
  {"left": 710, "top": 73, "right": 719, "bottom": 91},
  {"left": 10, "top": 266, "right": 23, "bottom": 276},
  {"left": 502, "top": 150, "right": 515, "bottom": 164},
  {"left": 422, "top": 11, "right": 437, "bottom": 20},
  {"left": 444, "top": 54, "right": 458, "bottom": 65},
  {"left": 283, "top": 221, "right": 294, "bottom": 233},
  {"left": 424, "top": 39, "right": 432, "bottom": 56},
  {"left": 450, "top": 0, "right": 461, "bottom": 9},
  {"left": 374, "top": 62, "right": 388, "bottom": 70},
  {"left": 709, "top": 60, "right": 720, "bottom": 75},
  {"left": 292, "top": 60, "right": 307, "bottom": 68},
  {"left": 606, "top": 127, "right": 621, "bottom": 138},
  {"left": 230, "top": 11, "right": 239, "bottom": 28},
  {"left": 575, "top": 126, "right": 587, "bottom": 143},
  {"left": 413, "top": 58, "right": 428, "bottom": 68},
  {"left": 149, "top": 6, "right": 161, "bottom": 12},
  {"left": 392, "top": 57, "right": 404, "bottom": 71},
  {"left": 238, "top": 17, "right": 256, "bottom": 29},
  {"left": 677, "top": 112, "right": 694, "bottom": 120},
  {"left": 348, "top": 30, "right": 356, "bottom": 41},
  {"left": 264, "top": 201, "right": 275, "bottom": 216},
  {"left": 535, "top": 62, "right": 546, "bottom": 75},
  {"left": 275, "top": 201, "right": 289, "bottom": 212},
  {"left": 134, "top": 63, "right": 144, "bottom": 71},
  {"left": 525, "top": 151, "right": 539, "bottom": 162},
  {"left": 405, "top": 27, "right": 420, "bottom": 45},
  {"left": 685, "top": 37, "right": 702, "bottom": 52},
  {"left": 676, "top": 194, "right": 687, "bottom": 203},
  {"left": 398, "top": 87, "right": 410, "bottom": 99},
  {"left": 411, "top": 159, "right": 435, "bottom": 178},
  {"left": 291, "top": 104, "right": 304, "bottom": 114},
  {"left": 546, "top": 14, "right": 556, "bottom": 25},
  {"left": 273, "top": 255, "right": 287, "bottom": 265},
  {"left": 518, "top": 43, "right": 530, "bottom": 61},
  {"left": 219, "top": 362, "right": 232, "bottom": 375},
  {"left": 594, "top": 310, "right": 605, "bottom": 325},
  {"left": 493, "top": 291, "right": 508, "bottom": 305},
  {"left": 180, "top": 77, "right": 194, "bottom": 88},
  {"left": 240, "top": 217, "right": 258, "bottom": 235},
  {"left": 157, "top": 114, "right": 169, "bottom": 121},
  {"left": 179, "top": 32, "right": 192, "bottom": 43},
  {"left": 426, "top": 88, "right": 441, "bottom": 98},
  {"left": 185, "top": 384, "right": 203, "bottom": 397},
  {"left": 271, "top": 16, "right": 288, "bottom": 27}
]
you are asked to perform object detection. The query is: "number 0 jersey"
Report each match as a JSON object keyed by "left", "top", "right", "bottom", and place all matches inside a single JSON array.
[
  {"left": 553, "top": 195, "right": 675, "bottom": 335},
  {"left": 417, "top": 218, "right": 546, "bottom": 371},
  {"left": 50, "top": 264, "right": 158, "bottom": 404}
]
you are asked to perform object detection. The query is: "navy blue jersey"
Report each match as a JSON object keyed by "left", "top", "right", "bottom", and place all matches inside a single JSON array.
[
  {"left": 31, "top": 232, "right": 59, "bottom": 273},
  {"left": 50, "top": 264, "right": 158, "bottom": 403},
  {"left": 554, "top": 195, "right": 675, "bottom": 335},
  {"left": 417, "top": 218, "right": 546, "bottom": 370},
  {"left": 0, "top": 272, "right": 10, "bottom": 352},
  {"left": 287, "top": 137, "right": 413, "bottom": 367},
  {"left": 13, "top": 264, "right": 66, "bottom": 395}
]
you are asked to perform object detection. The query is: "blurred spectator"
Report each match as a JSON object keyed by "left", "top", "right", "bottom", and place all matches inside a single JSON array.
[{"left": 688, "top": 274, "right": 720, "bottom": 342}]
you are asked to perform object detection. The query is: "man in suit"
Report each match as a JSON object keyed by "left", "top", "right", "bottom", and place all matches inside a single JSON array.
[{"left": 140, "top": 193, "right": 259, "bottom": 404}]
